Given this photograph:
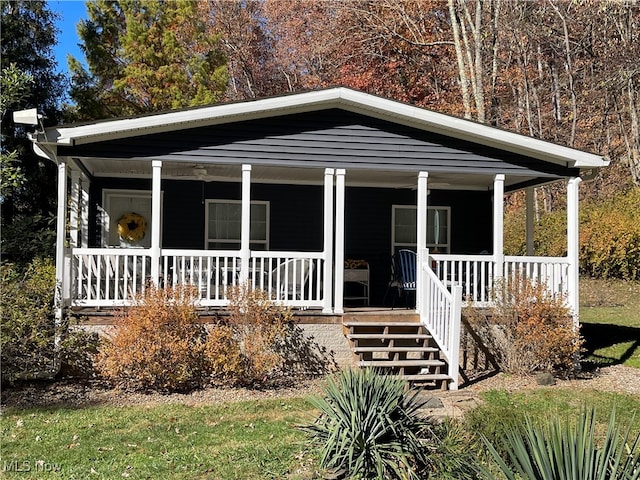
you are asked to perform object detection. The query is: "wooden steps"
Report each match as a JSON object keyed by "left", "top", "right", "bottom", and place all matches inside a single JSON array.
[
  {"left": 353, "top": 346, "right": 439, "bottom": 353},
  {"left": 347, "top": 333, "right": 432, "bottom": 340},
  {"left": 358, "top": 359, "right": 445, "bottom": 368},
  {"left": 344, "top": 320, "right": 452, "bottom": 389}
]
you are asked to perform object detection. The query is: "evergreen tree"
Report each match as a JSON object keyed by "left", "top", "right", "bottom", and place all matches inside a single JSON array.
[
  {"left": 1, "top": 0, "right": 64, "bottom": 263},
  {"left": 69, "top": 0, "right": 228, "bottom": 120}
]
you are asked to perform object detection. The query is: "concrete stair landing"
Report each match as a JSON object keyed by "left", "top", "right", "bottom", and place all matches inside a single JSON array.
[{"left": 344, "top": 320, "right": 452, "bottom": 389}]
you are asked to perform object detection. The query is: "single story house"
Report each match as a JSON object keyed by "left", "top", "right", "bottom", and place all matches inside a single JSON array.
[{"left": 23, "top": 87, "right": 608, "bottom": 389}]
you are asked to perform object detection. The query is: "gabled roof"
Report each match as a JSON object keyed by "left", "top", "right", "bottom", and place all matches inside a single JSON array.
[{"left": 37, "top": 87, "right": 607, "bottom": 170}]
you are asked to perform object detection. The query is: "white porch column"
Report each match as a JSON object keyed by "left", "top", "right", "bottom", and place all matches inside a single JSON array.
[
  {"left": 526, "top": 187, "right": 535, "bottom": 256},
  {"left": 70, "top": 170, "right": 81, "bottom": 248},
  {"left": 240, "top": 164, "right": 252, "bottom": 282},
  {"left": 55, "top": 161, "right": 68, "bottom": 316},
  {"left": 416, "top": 172, "right": 429, "bottom": 311},
  {"left": 334, "top": 169, "right": 346, "bottom": 314},
  {"left": 323, "top": 168, "right": 335, "bottom": 313},
  {"left": 567, "top": 177, "right": 582, "bottom": 323},
  {"left": 150, "top": 160, "right": 162, "bottom": 285},
  {"left": 80, "top": 175, "right": 90, "bottom": 248},
  {"left": 493, "top": 174, "right": 505, "bottom": 278}
]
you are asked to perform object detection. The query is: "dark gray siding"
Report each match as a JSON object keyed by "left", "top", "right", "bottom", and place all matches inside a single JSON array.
[
  {"left": 90, "top": 179, "right": 491, "bottom": 306},
  {"left": 61, "top": 109, "right": 577, "bottom": 178}
]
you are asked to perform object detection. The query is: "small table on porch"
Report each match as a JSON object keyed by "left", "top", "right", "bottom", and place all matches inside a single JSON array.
[{"left": 344, "top": 265, "right": 370, "bottom": 306}]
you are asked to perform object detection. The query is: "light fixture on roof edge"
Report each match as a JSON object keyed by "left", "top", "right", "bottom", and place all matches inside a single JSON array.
[{"left": 12, "top": 108, "right": 42, "bottom": 126}]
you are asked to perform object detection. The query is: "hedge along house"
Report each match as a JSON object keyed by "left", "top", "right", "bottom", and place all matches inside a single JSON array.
[{"left": 25, "top": 88, "right": 607, "bottom": 389}]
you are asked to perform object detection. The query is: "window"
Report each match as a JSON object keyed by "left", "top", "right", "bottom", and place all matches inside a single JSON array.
[
  {"left": 392, "top": 205, "right": 450, "bottom": 254},
  {"left": 205, "top": 200, "right": 269, "bottom": 250}
]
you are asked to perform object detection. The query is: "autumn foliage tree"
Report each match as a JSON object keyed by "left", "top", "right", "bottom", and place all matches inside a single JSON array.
[
  {"left": 69, "top": 0, "right": 227, "bottom": 119},
  {"left": 68, "top": 0, "right": 638, "bottom": 248}
]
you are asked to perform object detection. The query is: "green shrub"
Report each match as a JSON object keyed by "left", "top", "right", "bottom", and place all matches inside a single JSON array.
[
  {"left": 478, "top": 408, "right": 640, "bottom": 480},
  {"left": 58, "top": 317, "right": 102, "bottom": 378},
  {"left": 1, "top": 258, "right": 57, "bottom": 383},
  {"left": 303, "top": 368, "right": 431, "bottom": 479},
  {"left": 1, "top": 258, "right": 98, "bottom": 383},
  {"left": 95, "top": 285, "right": 209, "bottom": 392}
]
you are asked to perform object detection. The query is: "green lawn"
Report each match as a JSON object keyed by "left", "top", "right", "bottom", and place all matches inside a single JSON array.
[
  {"left": 1, "top": 277, "right": 638, "bottom": 479},
  {"left": 579, "top": 278, "right": 640, "bottom": 368},
  {"left": 0, "top": 398, "right": 320, "bottom": 480},
  {"left": 466, "top": 388, "right": 640, "bottom": 444},
  {"left": 2, "top": 387, "right": 638, "bottom": 480}
]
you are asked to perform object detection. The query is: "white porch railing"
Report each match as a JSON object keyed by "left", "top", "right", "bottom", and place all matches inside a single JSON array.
[
  {"left": 69, "top": 248, "right": 325, "bottom": 309},
  {"left": 249, "top": 251, "right": 325, "bottom": 309},
  {"left": 503, "top": 255, "right": 570, "bottom": 299},
  {"left": 69, "top": 248, "right": 571, "bottom": 314},
  {"left": 430, "top": 254, "right": 495, "bottom": 304},
  {"left": 418, "top": 251, "right": 462, "bottom": 390},
  {"left": 71, "top": 248, "right": 153, "bottom": 306},
  {"left": 430, "top": 254, "right": 571, "bottom": 306},
  {"left": 161, "top": 249, "right": 241, "bottom": 307}
]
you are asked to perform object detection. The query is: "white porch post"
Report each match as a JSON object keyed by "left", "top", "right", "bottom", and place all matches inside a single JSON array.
[
  {"left": 526, "top": 187, "right": 535, "bottom": 256},
  {"left": 567, "top": 177, "right": 582, "bottom": 323},
  {"left": 416, "top": 172, "right": 429, "bottom": 311},
  {"left": 55, "top": 160, "right": 68, "bottom": 307},
  {"left": 493, "top": 174, "right": 505, "bottom": 279},
  {"left": 150, "top": 160, "right": 162, "bottom": 285},
  {"left": 323, "top": 168, "right": 335, "bottom": 313},
  {"left": 334, "top": 169, "right": 346, "bottom": 314},
  {"left": 70, "top": 170, "right": 81, "bottom": 248},
  {"left": 80, "top": 175, "right": 89, "bottom": 248},
  {"left": 240, "top": 164, "right": 252, "bottom": 282}
]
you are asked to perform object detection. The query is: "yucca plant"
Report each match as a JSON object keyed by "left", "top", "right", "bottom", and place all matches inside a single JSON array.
[
  {"left": 478, "top": 408, "right": 640, "bottom": 480},
  {"left": 303, "top": 368, "right": 429, "bottom": 479}
]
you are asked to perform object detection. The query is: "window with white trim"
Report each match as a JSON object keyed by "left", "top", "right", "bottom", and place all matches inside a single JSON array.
[
  {"left": 392, "top": 205, "right": 450, "bottom": 254},
  {"left": 205, "top": 200, "right": 269, "bottom": 250}
]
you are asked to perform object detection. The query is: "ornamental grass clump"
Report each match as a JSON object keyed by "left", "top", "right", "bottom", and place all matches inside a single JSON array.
[
  {"left": 478, "top": 408, "right": 640, "bottom": 480},
  {"left": 303, "top": 368, "right": 430, "bottom": 480}
]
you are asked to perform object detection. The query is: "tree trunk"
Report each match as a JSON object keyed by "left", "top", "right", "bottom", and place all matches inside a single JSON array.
[{"left": 448, "top": 0, "right": 473, "bottom": 119}]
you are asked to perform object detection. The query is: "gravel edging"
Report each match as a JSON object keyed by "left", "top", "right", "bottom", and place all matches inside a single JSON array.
[{"left": 1, "top": 365, "right": 638, "bottom": 412}]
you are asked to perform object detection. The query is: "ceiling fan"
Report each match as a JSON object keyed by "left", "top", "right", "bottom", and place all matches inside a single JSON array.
[
  {"left": 192, "top": 166, "right": 208, "bottom": 180},
  {"left": 171, "top": 164, "right": 211, "bottom": 180}
]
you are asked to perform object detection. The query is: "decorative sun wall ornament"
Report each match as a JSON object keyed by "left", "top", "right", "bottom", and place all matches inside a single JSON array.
[{"left": 117, "top": 212, "right": 147, "bottom": 243}]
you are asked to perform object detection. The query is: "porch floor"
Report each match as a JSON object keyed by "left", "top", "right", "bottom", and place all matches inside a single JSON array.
[{"left": 71, "top": 306, "right": 420, "bottom": 326}]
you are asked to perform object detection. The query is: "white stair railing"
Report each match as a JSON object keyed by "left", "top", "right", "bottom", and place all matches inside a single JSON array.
[{"left": 419, "top": 249, "right": 463, "bottom": 390}]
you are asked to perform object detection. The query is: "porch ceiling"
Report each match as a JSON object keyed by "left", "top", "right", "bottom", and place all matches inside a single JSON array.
[{"left": 74, "top": 157, "right": 546, "bottom": 191}]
